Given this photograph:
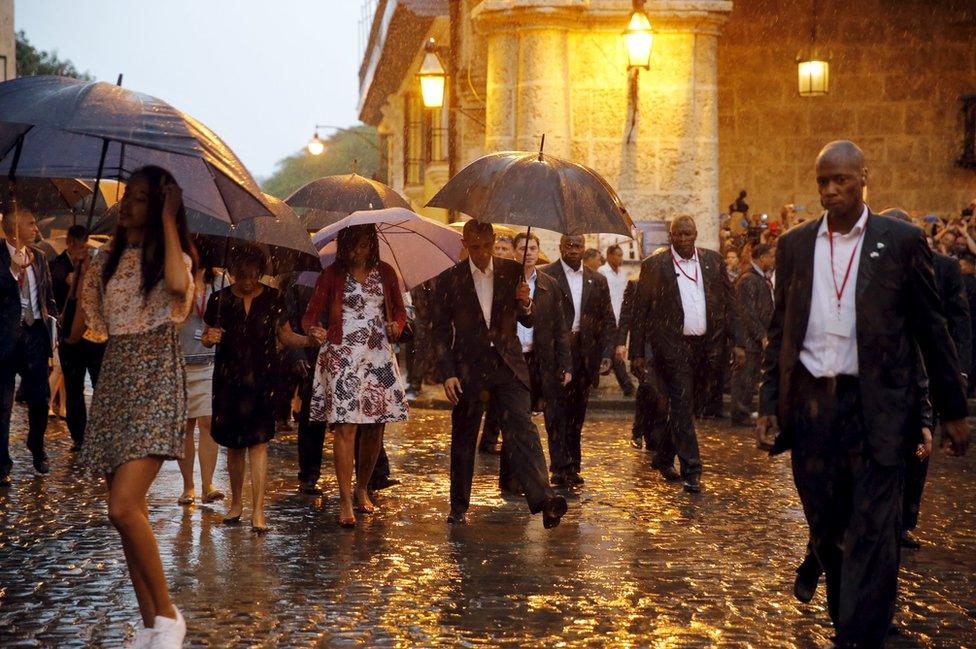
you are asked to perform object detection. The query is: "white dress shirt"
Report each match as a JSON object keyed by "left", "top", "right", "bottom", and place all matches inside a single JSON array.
[
  {"left": 800, "top": 206, "right": 869, "bottom": 377},
  {"left": 672, "top": 246, "right": 707, "bottom": 336},
  {"left": 560, "top": 259, "right": 584, "bottom": 333},
  {"left": 469, "top": 257, "right": 494, "bottom": 328},
  {"left": 598, "top": 262, "right": 628, "bottom": 325},
  {"left": 7, "top": 240, "right": 40, "bottom": 321},
  {"left": 516, "top": 269, "right": 538, "bottom": 352}
]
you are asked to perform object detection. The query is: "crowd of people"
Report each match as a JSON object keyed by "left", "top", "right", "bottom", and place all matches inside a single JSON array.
[{"left": 0, "top": 139, "right": 972, "bottom": 647}]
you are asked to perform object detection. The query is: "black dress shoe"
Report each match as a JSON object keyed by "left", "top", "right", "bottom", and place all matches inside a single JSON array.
[
  {"left": 300, "top": 481, "right": 323, "bottom": 496},
  {"left": 900, "top": 530, "right": 922, "bottom": 549},
  {"left": 33, "top": 459, "right": 50, "bottom": 475},
  {"left": 369, "top": 476, "right": 401, "bottom": 491},
  {"left": 630, "top": 437, "right": 643, "bottom": 449},
  {"left": 499, "top": 481, "right": 524, "bottom": 496},
  {"left": 550, "top": 472, "right": 569, "bottom": 488},
  {"left": 542, "top": 495, "right": 568, "bottom": 529},
  {"left": 658, "top": 466, "right": 682, "bottom": 482},
  {"left": 447, "top": 510, "right": 468, "bottom": 525},
  {"left": 793, "top": 569, "right": 819, "bottom": 603},
  {"left": 567, "top": 472, "right": 584, "bottom": 486},
  {"left": 478, "top": 443, "right": 501, "bottom": 456},
  {"left": 682, "top": 476, "right": 701, "bottom": 493}
]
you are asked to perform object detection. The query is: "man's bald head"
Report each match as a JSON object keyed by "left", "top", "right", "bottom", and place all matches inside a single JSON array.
[
  {"left": 815, "top": 140, "right": 867, "bottom": 222},
  {"left": 879, "top": 207, "right": 910, "bottom": 223},
  {"left": 669, "top": 216, "right": 698, "bottom": 259}
]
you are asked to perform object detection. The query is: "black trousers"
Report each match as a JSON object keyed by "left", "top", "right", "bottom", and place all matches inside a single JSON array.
[
  {"left": 1, "top": 322, "right": 51, "bottom": 473},
  {"left": 632, "top": 365, "right": 669, "bottom": 449},
  {"left": 730, "top": 348, "right": 762, "bottom": 423},
  {"left": 902, "top": 453, "right": 928, "bottom": 532},
  {"left": 58, "top": 339, "right": 105, "bottom": 445},
  {"left": 450, "top": 350, "right": 554, "bottom": 514},
  {"left": 790, "top": 366, "right": 902, "bottom": 648},
  {"left": 479, "top": 399, "right": 502, "bottom": 450},
  {"left": 296, "top": 373, "right": 390, "bottom": 486},
  {"left": 653, "top": 336, "right": 708, "bottom": 478},
  {"left": 611, "top": 356, "right": 634, "bottom": 394},
  {"left": 543, "top": 344, "right": 591, "bottom": 475}
]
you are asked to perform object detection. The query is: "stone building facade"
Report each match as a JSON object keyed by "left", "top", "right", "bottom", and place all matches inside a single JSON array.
[
  {"left": 358, "top": 0, "right": 976, "bottom": 258},
  {"left": 718, "top": 0, "right": 976, "bottom": 222},
  {"left": 0, "top": 0, "right": 15, "bottom": 82}
]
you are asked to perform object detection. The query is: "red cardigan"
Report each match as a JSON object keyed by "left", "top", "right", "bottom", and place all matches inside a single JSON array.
[{"left": 301, "top": 261, "right": 406, "bottom": 345}]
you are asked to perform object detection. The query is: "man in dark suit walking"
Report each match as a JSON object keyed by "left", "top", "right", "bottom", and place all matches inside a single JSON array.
[
  {"left": 757, "top": 141, "right": 970, "bottom": 648},
  {"left": 496, "top": 231, "right": 572, "bottom": 494},
  {"left": 730, "top": 242, "right": 776, "bottom": 426},
  {"left": 540, "top": 234, "right": 616, "bottom": 487},
  {"left": 1, "top": 208, "right": 59, "bottom": 485},
  {"left": 620, "top": 277, "right": 669, "bottom": 451},
  {"left": 432, "top": 220, "right": 567, "bottom": 527},
  {"left": 630, "top": 216, "right": 745, "bottom": 492}
]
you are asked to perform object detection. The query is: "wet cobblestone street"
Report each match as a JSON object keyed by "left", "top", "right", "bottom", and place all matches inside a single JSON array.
[{"left": 1, "top": 405, "right": 974, "bottom": 647}]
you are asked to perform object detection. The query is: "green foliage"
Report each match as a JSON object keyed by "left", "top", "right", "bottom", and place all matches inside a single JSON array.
[
  {"left": 15, "top": 31, "right": 93, "bottom": 80},
  {"left": 261, "top": 125, "right": 380, "bottom": 199}
]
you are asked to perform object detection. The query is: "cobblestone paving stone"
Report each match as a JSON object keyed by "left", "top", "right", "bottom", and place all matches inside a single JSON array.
[{"left": 1, "top": 405, "right": 974, "bottom": 647}]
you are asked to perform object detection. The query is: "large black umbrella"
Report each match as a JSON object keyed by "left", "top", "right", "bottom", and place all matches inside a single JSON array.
[
  {"left": 285, "top": 173, "right": 411, "bottom": 231},
  {"left": 189, "top": 194, "right": 320, "bottom": 274},
  {"left": 426, "top": 139, "right": 633, "bottom": 237},
  {"left": 0, "top": 75, "right": 274, "bottom": 228},
  {"left": 0, "top": 177, "right": 93, "bottom": 212}
]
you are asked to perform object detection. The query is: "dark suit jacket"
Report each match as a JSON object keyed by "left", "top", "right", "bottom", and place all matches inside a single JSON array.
[
  {"left": 528, "top": 270, "right": 572, "bottom": 397},
  {"left": 933, "top": 252, "right": 972, "bottom": 375},
  {"left": 0, "top": 241, "right": 58, "bottom": 361},
  {"left": 539, "top": 260, "right": 615, "bottom": 382},
  {"left": 432, "top": 257, "right": 534, "bottom": 389},
  {"left": 617, "top": 279, "right": 639, "bottom": 348},
  {"left": 759, "top": 212, "right": 968, "bottom": 466},
  {"left": 629, "top": 246, "right": 744, "bottom": 364},
  {"left": 50, "top": 251, "right": 75, "bottom": 313},
  {"left": 735, "top": 265, "right": 774, "bottom": 352}
]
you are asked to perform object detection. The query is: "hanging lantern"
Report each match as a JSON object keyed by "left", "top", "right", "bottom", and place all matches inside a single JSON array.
[
  {"left": 797, "top": 57, "right": 830, "bottom": 97},
  {"left": 624, "top": 4, "right": 653, "bottom": 70},
  {"left": 418, "top": 38, "right": 446, "bottom": 109},
  {"left": 306, "top": 132, "right": 325, "bottom": 156}
]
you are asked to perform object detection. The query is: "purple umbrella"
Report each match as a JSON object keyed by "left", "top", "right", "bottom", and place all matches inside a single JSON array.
[
  {"left": 0, "top": 75, "right": 273, "bottom": 228},
  {"left": 311, "top": 207, "right": 463, "bottom": 290}
]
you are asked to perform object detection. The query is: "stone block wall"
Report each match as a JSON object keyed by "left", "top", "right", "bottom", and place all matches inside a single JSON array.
[
  {"left": 0, "top": 0, "right": 14, "bottom": 81},
  {"left": 718, "top": 0, "right": 976, "bottom": 221}
]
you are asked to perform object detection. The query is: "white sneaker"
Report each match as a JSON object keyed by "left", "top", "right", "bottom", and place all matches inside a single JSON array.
[
  {"left": 124, "top": 624, "right": 155, "bottom": 648},
  {"left": 150, "top": 607, "right": 185, "bottom": 648}
]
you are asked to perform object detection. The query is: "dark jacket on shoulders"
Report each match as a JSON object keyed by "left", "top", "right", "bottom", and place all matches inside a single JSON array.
[
  {"left": 0, "top": 241, "right": 58, "bottom": 362},
  {"left": 629, "top": 246, "right": 743, "bottom": 364},
  {"left": 734, "top": 265, "right": 774, "bottom": 352},
  {"left": 539, "top": 260, "right": 616, "bottom": 382},
  {"left": 432, "top": 257, "right": 534, "bottom": 389},
  {"left": 528, "top": 269, "right": 572, "bottom": 397},
  {"left": 933, "top": 252, "right": 972, "bottom": 375},
  {"left": 759, "top": 212, "right": 968, "bottom": 466}
]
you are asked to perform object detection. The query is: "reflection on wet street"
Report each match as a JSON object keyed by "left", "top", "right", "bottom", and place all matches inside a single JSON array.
[{"left": 1, "top": 407, "right": 974, "bottom": 647}]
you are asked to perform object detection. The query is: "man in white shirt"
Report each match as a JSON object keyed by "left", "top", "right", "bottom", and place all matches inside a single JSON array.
[
  {"left": 757, "top": 141, "right": 970, "bottom": 647},
  {"left": 1, "top": 208, "right": 58, "bottom": 485},
  {"left": 629, "top": 216, "right": 745, "bottom": 493},
  {"left": 540, "top": 234, "right": 616, "bottom": 487},
  {"left": 598, "top": 244, "right": 634, "bottom": 397},
  {"left": 433, "top": 220, "right": 567, "bottom": 528}
]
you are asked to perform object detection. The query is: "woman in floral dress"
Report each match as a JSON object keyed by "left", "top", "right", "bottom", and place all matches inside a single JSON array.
[
  {"left": 303, "top": 224, "right": 408, "bottom": 526},
  {"left": 77, "top": 165, "right": 195, "bottom": 647}
]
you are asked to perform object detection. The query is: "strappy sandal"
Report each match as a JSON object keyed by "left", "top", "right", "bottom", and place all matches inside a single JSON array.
[
  {"left": 202, "top": 489, "right": 225, "bottom": 504},
  {"left": 177, "top": 494, "right": 195, "bottom": 506}
]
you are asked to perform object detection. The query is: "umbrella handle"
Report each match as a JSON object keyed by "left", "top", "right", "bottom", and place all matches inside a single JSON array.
[
  {"left": 6, "top": 133, "right": 24, "bottom": 249},
  {"left": 538, "top": 134, "right": 545, "bottom": 161},
  {"left": 520, "top": 225, "right": 532, "bottom": 279}
]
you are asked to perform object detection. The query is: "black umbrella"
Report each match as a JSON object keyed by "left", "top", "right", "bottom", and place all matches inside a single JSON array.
[
  {"left": 285, "top": 173, "right": 411, "bottom": 230},
  {"left": 0, "top": 75, "right": 274, "bottom": 229},
  {"left": 189, "top": 194, "right": 320, "bottom": 274},
  {"left": 0, "top": 177, "right": 93, "bottom": 212},
  {"left": 426, "top": 136, "right": 633, "bottom": 237}
]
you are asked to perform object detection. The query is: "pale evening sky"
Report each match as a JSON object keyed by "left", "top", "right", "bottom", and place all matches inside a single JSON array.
[{"left": 16, "top": 0, "right": 366, "bottom": 181}]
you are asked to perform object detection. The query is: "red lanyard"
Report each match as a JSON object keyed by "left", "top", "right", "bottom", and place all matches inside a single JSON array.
[
  {"left": 827, "top": 222, "right": 865, "bottom": 308},
  {"left": 194, "top": 288, "right": 207, "bottom": 319},
  {"left": 672, "top": 250, "right": 699, "bottom": 284}
]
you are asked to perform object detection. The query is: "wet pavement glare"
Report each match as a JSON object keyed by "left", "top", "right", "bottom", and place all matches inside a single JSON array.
[{"left": 1, "top": 407, "right": 974, "bottom": 647}]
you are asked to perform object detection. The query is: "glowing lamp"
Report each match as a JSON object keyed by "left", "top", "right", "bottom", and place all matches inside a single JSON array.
[
  {"left": 624, "top": 8, "right": 653, "bottom": 70},
  {"left": 797, "top": 58, "right": 830, "bottom": 97},
  {"left": 418, "top": 39, "right": 446, "bottom": 109},
  {"left": 306, "top": 132, "right": 325, "bottom": 156}
]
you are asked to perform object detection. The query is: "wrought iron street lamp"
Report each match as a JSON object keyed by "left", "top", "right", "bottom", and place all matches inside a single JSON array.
[
  {"left": 624, "top": 0, "right": 653, "bottom": 70},
  {"left": 797, "top": 0, "right": 830, "bottom": 96},
  {"left": 418, "top": 38, "right": 447, "bottom": 109},
  {"left": 306, "top": 124, "right": 380, "bottom": 157},
  {"left": 306, "top": 131, "right": 325, "bottom": 156}
]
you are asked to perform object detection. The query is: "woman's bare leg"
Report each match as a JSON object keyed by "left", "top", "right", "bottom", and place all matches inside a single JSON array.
[
  {"left": 225, "top": 448, "right": 245, "bottom": 519},
  {"left": 248, "top": 443, "right": 268, "bottom": 529},
  {"left": 106, "top": 458, "right": 176, "bottom": 626},
  {"left": 333, "top": 423, "right": 356, "bottom": 522},
  {"left": 177, "top": 419, "right": 197, "bottom": 502},
  {"left": 355, "top": 423, "right": 384, "bottom": 512},
  {"left": 196, "top": 416, "right": 218, "bottom": 495}
]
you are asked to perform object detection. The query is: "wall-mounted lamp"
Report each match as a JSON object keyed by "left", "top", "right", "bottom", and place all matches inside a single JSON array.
[
  {"left": 306, "top": 131, "right": 326, "bottom": 156},
  {"left": 418, "top": 38, "right": 447, "bottom": 109},
  {"left": 624, "top": 1, "right": 653, "bottom": 70}
]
